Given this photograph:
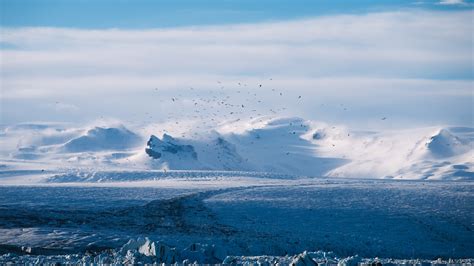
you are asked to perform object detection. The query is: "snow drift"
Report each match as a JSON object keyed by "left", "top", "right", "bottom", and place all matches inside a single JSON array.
[{"left": 63, "top": 126, "right": 142, "bottom": 152}]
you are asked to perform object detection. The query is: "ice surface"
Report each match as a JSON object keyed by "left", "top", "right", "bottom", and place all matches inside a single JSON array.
[
  {"left": 3, "top": 236, "right": 472, "bottom": 265},
  {"left": 0, "top": 178, "right": 472, "bottom": 261},
  {"left": 46, "top": 170, "right": 294, "bottom": 183}
]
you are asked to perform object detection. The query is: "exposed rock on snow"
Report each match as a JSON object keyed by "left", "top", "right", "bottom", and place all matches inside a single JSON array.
[{"left": 145, "top": 134, "right": 197, "bottom": 160}]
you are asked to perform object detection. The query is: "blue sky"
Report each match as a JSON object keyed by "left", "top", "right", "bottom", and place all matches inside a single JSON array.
[
  {"left": 1, "top": 0, "right": 473, "bottom": 28},
  {"left": 0, "top": 1, "right": 473, "bottom": 128}
]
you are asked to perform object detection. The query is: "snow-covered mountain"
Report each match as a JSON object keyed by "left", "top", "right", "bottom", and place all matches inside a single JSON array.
[
  {"left": 0, "top": 117, "right": 472, "bottom": 180},
  {"left": 118, "top": 117, "right": 345, "bottom": 175},
  {"left": 136, "top": 117, "right": 472, "bottom": 180},
  {"left": 63, "top": 126, "right": 142, "bottom": 152},
  {"left": 326, "top": 126, "right": 473, "bottom": 180}
]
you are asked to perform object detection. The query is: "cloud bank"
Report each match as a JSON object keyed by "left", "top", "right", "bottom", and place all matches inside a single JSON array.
[{"left": 0, "top": 10, "right": 472, "bottom": 127}]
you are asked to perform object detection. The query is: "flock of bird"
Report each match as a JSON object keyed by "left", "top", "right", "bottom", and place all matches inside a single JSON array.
[
  {"left": 149, "top": 80, "right": 388, "bottom": 137},
  {"left": 50, "top": 80, "right": 390, "bottom": 169},
  {"left": 156, "top": 80, "right": 304, "bottom": 137},
  {"left": 82, "top": 78, "right": 388, "bottom": 143},
  {"left": 54, "top": 79, "right": 388, "bottom": 146}
]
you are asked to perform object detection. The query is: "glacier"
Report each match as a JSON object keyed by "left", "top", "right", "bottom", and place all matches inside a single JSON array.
[{"left": 0, "top": 116, "right": 472, "bottom": 264}]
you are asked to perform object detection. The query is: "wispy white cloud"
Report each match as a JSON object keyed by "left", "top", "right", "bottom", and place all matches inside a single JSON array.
[
  {"left": 2, "top": 11, "right": 472, "bottom": 84},
  {"left": 438, "top": 0, "right": 469, "bottom": 5},
  {"left": 0, "top": 10, "right": 472, "bottom": 126}
]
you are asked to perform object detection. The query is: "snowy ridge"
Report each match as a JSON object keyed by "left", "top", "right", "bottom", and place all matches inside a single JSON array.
[
  {"left": 323, "top": 126, "right": 473, "bottom": 180},
  {"left": 0, "top": 117, "right": 472, "bottom": 181},
  {"left": 63, "top": 126, "right": 142, "bottom": 153},
  {"left": 136, "top": 117, "right": 345, "bottom": 176}
]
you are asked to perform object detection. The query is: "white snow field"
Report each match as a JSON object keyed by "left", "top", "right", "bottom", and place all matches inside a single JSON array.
[
  {"left": 0, "top": 116, "right": 472, "bottom": 180},
  {"left": 0, "top": 117, "right": 473, "bottom": 264}
]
